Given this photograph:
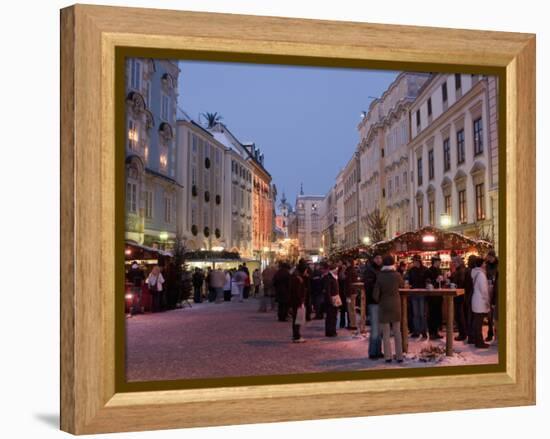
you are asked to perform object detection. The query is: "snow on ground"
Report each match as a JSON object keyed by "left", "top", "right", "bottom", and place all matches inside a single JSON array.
[{"left": 125, "top": 297, "right": 498, "bottom": 382}]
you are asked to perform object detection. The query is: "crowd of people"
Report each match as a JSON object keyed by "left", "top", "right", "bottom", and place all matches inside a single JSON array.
[{"left": 126, "top": 249, "right": 498, "bottom": 363}]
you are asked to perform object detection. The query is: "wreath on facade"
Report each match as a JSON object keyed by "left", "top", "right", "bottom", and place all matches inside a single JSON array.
[
  {"left": 204, "top": 191, "right": 210, "bottom": 202},
  {"left": 204, "top": 226, "right": 210, "bottom": 237},
  {"left": 191, "top": 224, "right": 198, "bottom": 236},
  {"left": 215, "top": 228, "right": 221, "bottom": 239},
  {"left": 205, "top": 157, "right": 211, "bottom": 169},
  {"left": 215, "top": 194, "right": 221, "bottom": 205},
  {"left": 192, "top": 185, "right": 198, "bottom": 197}
]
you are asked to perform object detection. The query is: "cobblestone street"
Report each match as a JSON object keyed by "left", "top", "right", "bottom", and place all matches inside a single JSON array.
[{"left": 125, "top": 297, "right": 498, "bottom": 382}]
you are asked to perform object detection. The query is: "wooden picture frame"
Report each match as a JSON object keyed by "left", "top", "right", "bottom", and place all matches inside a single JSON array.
[{"left": 60, "top": 4, "right": 536, "bottom": 434}]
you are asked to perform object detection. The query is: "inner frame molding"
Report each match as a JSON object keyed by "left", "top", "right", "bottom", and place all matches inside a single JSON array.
[{"left": 60, "top": 4, "right": 535, "bottom": 434}]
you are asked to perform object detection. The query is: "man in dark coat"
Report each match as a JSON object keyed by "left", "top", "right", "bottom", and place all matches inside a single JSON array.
[
  {"left": 408, "top": 254, "right": 428, "bottom": 339},
  {"left": 425, "top": 255, "right": 444, "bottom": 339},
  {"left": 321, "top": 262, "right": 340, "bottom": 337},
  {"left": 273, "top": 262, "right": 292, "bottom": 322},
  {"left": 310, "top": 264, "right": 324, "bottom": 319},
  {"left": 192, "top": 268, "right": 204, "bottom": 303},
  {"left": 485, "top": 250, "right": 499, "bottom": 341},
  {"left": 450, "top": 257, "right": 467, "bottom": 341},
  {"left": 127, "top": 262, "right": 145, "bottom": 315},
  {"left": 289, "top": 264, "right": 308, "bottom": 342},
  {"left": 344, "top": 260, "right": 360, "bottom": 330},
  {"left": 363, "top": 253, "right": 383, "bottom": 358}
]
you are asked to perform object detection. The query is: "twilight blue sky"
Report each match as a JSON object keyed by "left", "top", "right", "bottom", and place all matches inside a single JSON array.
[{"left": 178, "top": 60, "right": 399, "bottom": 203}]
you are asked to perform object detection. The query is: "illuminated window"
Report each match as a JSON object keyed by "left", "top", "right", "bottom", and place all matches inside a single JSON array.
[
  {"left": 444, "top": 195, "right": 452, "bottom": 216},
  {"left": 128, "top": 120, "right": 138, "bottom": 150},
  {"left": 458, "top": 190, "right": 467, "bottom": 223},
  {"left": 429, "top": 200, "right": 435, "bottom": 225},
  {"left": 476, "top": 183, "right": 486, "bottom": 220}
]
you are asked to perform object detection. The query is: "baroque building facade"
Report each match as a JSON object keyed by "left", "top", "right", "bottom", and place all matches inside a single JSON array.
[
  {"left": 409, "top": 73, "right": 498, "bottom": 248},
  {"left": 125, "top": 58, "right": 181, "bottom": 249}
]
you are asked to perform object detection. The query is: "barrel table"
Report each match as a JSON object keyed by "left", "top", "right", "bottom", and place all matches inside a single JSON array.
[{"left": 399, "top": 288, "right": 465, "bottom": 356}]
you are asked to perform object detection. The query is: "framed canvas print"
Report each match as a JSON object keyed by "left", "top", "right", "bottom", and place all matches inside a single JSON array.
[{"left": 60, "top": 4, "right": 536, "bottom": 435}]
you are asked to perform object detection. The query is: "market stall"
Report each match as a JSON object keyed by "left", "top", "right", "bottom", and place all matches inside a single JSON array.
[
  {"left": 183, "top": 250, "right": 260, "bottom": 273},
  {"left": 369, "top": 226, "right": 493, "bottom": 272}
]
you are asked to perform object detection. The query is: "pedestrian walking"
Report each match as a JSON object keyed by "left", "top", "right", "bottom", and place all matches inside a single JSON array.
[
  {"left": 322, "top": 262, "right": 340, "bottom": 337},
  {"left": 273, "top": 262, "right": 292, "bottom": 321},
  {"left": 364, "top": 253, "right": 383, "bottom": 359},
  {"left": 310, "top": 264, "right": 325, "bottom": 319},
  {"left": 252, "top": 268, "right": 261, "bottom": 297},
  {"left": 289, "top": 263, "right": 308, "bottom": 342},
  {"left": 373, "top": 255, "right": 404, "bottom": 363},
  {"left": 471, "top": 257, "right": 491, "bottom": 348},
  {"left": 232, "top": 267, "right": 247, "bottom": 302},
  {"left": 408, "top": 254, "right": 428, "bottom": 339},
  {"left": 146, "top": 265, "right": 165, "bottom": 313}
]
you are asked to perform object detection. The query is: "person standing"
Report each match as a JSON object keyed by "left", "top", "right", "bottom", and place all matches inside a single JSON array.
[
  {"left": 243, "top": 269, "right": 251, "bottom": 299},
  {"left": 209, "top": 267, "right": 226, "bottom": 303},
  {"left": 425, "top": 255, "right": 444, "bottom": 340},
  {"left": 126, "top": 262, "right": 145, "bottom": 315},
  {"left": 223, "top": 270, "right": 232, "bottom": 301},
  {"left": 259, "top": 264, "right": 277, "bottom": 312},
  {"left": 373, "top": 255, "right": 404, "bottom": 363},
  {"left": 232, "top": 267, "right": 247, "bottom": 302},
  {"left": 337, "top": 262, "right": 348, "bottom": 329},
  {"left": 345, "top": 260, "right": 360, "bottom": 330},
  {"left": 364, "top": 253, "right": 383, "bottom": 359},
  {"left": 408, "top": 254, "right": 428, "bottom": 339},
  {"left": 322, "top": 262, "right": 340, "bottom": 337},
  {"left": 146, "top": 265, "right": 165, "bottom": 312},
  {"left": 192, "top": 268, "right": 204, "bottom": 303},
  {"left": 471, "top": 257, "right": 491, "bottom": 348},
  {"left": 252, "top": 268, "right": 261, "bottom": 297},
  {"left": 485, "top": 250, "right": 499, "bottom": 342},
  {"left": 310, "top": 264, "right": 325, "bottom": 319},
  {"left": 464, "top": 255, "right": 477, "bottom": 344},
  {"left": 273, "top": 262, "right": 292, "bottom": 321},
  {"left": 289, "top": 263, "right": 308, "bottom": 342},
  {"left": 450, "top": 257, "right": 467, "bottom": 341}
]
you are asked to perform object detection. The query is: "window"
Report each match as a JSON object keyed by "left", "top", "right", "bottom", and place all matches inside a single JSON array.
[
  {"left": 164, "top": 196, "right": 172, "bottom": 223},
  {"left": 126, "top": 183, "right": 137, "bottom": 213},
  {"left": 130, "top": 59, "right": 141, "bottom": 90},
  {"left": 128, "top": 119, "right": 138, "bottom": 150},
  {"left": 192, "top": 135, "right": 198, "bottom": 153},
  {"left": 417, "top": 157, "right": 423, "bottom": 185},
  {"left": 416, "top": 110, "right": 421, "bottom": 128},
  {"left": 428, "top": 150, "right": 434, "bottom": 180},
  {"left": 443, "top": 138, "right": 451, "bottom": 172},
  {"left": 395, "top": 175, "right": 399, "bottom": 191},
  {"left": 442, "top": 82, "right": 448, "bottom": 102},
  {"left": 403, "top": 171, "right": 408, "bottom": 190},
  {"left": 145, "top": 191, "right": 153, "bottom": 219},
  {"left": 458, "top": 190, "right": 467, "bottom": 223},
  {"left": 444, "top": 195, "right": 452, "bottom": 215},
  {"left": 161, "top": 93, "right": 170, "bottom": 121},
  {"left": 475, "top": 183, "right": 486, "bottom": 220},
  {"left": 455, "top": 73, "right": 462, "bottom": 90},
  {"left": 388, "top": 179, "right": 392, "bottom": 199},
  {"left": 429, "top": 200, "right": 435, "bottom": 225},
  {"left": 473, "top": 117, "right": 483, "bottom": 155},
  {"left": 417, "top": 203, "right": 423, "bottom": 228},
  {"left": 427, "top": 98, "right": 432, "bottom": 117},
  {"left": 456, "top": 129, "right": 465, "bottom": 164}
]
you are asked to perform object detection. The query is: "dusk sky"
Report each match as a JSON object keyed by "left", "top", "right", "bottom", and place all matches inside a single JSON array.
[{"left": 178, "top": 60, "right": 399, "bottom": 204}]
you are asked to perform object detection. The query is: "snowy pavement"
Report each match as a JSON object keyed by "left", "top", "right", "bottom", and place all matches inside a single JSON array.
[{"left": 125, "top": 297, "right": 498, "bottom": 382}]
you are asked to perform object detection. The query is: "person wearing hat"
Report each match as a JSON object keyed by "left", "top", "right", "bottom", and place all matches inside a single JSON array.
[
  {"left": 425, "top": 254, "right": 444, "bottom": 340},
  {"left": 407, "top": 254, "right": 428, "bottom": 339},
  {"left": 373, "top": 255, "right": 404, "bottom": 363}
]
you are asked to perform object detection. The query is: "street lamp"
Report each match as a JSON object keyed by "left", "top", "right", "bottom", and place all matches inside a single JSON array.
[
  {"left": 159, "top": 231, "right": 168, "bottom": 250},
  {"left": 362, "top": 236, "right": 371, "bottom": 245},
  {"left": 440, "top": 213, "right": 452, "bottom": 228}
]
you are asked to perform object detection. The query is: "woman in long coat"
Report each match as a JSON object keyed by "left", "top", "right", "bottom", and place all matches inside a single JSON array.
[
  {"left": 289, "top": 265, "right": 307, "bottom": 342},
  {"left": 322, "top": 262, "right": 340, "bottom": 337},
  {"left": 373, "top": 255, "right": 404, "bottom": 362}
]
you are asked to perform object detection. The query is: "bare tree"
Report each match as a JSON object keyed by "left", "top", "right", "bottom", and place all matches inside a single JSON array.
[{"left": 363, "top": 208, "right": 389, "bottom": 243}]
